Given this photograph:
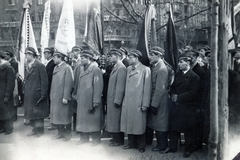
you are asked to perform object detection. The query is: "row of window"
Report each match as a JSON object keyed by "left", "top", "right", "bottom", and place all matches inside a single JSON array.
[{"left": 7, "top": 0, "right": 43, "bottom": 6}]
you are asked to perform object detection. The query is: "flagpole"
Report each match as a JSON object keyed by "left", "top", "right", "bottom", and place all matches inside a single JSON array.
[{"left": 100, "top": 0, "right": 104, "bottom": 56}]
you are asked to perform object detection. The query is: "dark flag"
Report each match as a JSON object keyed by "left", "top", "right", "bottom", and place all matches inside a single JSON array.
[
  {"left": 164, "top": 5, "right": 179, "bottom": 72},
  {"left": 84, "top": 0, "right": 103, "bottom": 56},
  {"left": 136, "top": 3, "right": 156, "bottom": 66}
]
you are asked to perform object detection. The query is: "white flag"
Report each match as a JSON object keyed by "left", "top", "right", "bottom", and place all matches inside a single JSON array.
[
  {"left": 40, "top": 0, "right": 51, "bottom": 64},
  {"left": 55, "top": 0, "right": 75, "bottom": 55},
  {"left": 17, "top": 2, "right": 38, "bottom": 79}
]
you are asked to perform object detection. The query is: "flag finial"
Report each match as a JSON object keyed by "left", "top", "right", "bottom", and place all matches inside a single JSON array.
[{"left": 23, "top": 1, "right": 31, "bottom": 9}]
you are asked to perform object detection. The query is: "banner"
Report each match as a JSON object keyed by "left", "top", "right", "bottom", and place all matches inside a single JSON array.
[
  {"left": 40, "top": 0, "right": 51, "bottom": 64},
  {"left": 136, "top": 4, "right": 156, "bottom": 66},
  {"left": 17, "top": 2, "right": 38, "bottom": 79},
  {"left": 55, "top": 0, "right": 75, "bottom": 55},
  {"left": 164, "top": 5, "right": 179, "bottom": 72},
  {"left": 84, "top": 0, "right": 103, "bottom": 56}
]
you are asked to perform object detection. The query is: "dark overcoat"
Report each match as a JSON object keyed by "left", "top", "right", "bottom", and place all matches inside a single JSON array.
[
  {"left": 147, "top": 60, "right": 169, "bottom": 132},
  {"left": 0, "top": 61, "right": 15, "bottom": 120},
  {"left": 76, "top": 62, "right": 104, "bottom": 132},
  {"left": 50, "top": 62, "right": 74, "bottom": 125},
  {"left": 106, "top": 61, "right": 127, "bottom": 132},
  {"left": 120, "top": 63, "right": 152, "bottom": 134},
  {"left": 46, "top": 59, "right": 56, "bottom": 95},
  {"left": 24, "top": 60, "right": 49, "bottom": 120},
  {"left": 169, "top": 69, "right": 200, "bottom": 133}
]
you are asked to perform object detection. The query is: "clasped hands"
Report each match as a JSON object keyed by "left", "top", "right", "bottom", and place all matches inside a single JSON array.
[{"left": 88, "top": 103, "right": 100, "bottom": 114}]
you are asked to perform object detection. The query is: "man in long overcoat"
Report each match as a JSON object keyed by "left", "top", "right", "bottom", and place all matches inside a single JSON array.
[
  {"left": 0, "top": 51, "right": 15, "bottom": 135},
  {"left": 168, "top": 52, "right": 200, "bottom": 158},
  {"left": 121, "top": 50, "right": 151, "bottom": 153},
  {"left": 76, "top": 50, "right": 104, "bottom": 146},
  {"left": 23, "top": 47, "right": 49, "bottom": 138},
  {"left": 50, "top": 51, "right": 74, "bottom": 141},
  {"left": 146, "top": 46, "right": 170, "bottom": 153},
  {"left": 106, "top": 49, "right": 127, "bottom": 146}
]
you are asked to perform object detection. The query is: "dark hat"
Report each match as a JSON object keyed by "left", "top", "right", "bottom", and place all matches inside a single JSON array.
[
  {"left": 201, "top": 45, "right": 211, "bottom": 51},
  {"left": 81, "top": 50, "right": 94, "bottom": 59},
  {"left": 129, "top": 50, "right": 142, "bottom": 58},
  {"left": 234, "top": 52, "right": 240, "bottom": 58},
  {"left": 4, "top": 51, "right": 14, "bottom": 57},
  {"left": 119, "top": 47, "right": 129, "bottom": 56},
  {"left": 71, "top": 46, "right": 82, "bottom": 52},
  {"left": 25, "top": 47, "right": 37, "bottom": 56},
  {"left": 150, "top": 46, "right": 165, "bottom": 56},
  {"left": 53, "top": 51, "right": 66, "bottom": 57},
  {"left": 108, "top": 49, "right": 123, "bottom": 57},
  {"left": 44, "top": 47, "right": 55, "bottom": 55},
  {"left": 186, "top": 50, "right": 199, "bottom": 57},
  {"left": 178, "top": 52, "right": 192, "bottom": 61},
  {"left": 0, "top": 51, "right": 6, "bottom": 59}
]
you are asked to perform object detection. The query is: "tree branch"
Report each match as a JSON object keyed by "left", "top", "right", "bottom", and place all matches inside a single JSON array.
[
  {"left": 120, "top": 0, "right": 138, "bottom": 23},
  {"left": 103, "top": 5, "right": 137, "bottom": 24},
  {"left": 156, "top": 7, "right": 211, "bottom": 32},
  {"left": 126, "top": 0, "right": 144, "bottom": 20}
]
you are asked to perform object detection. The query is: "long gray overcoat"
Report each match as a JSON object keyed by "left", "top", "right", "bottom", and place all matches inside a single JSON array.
[
  {"left": 120, "top": 63, "right": 152, "bottom": 135},
  {"left": 50, "top": 62, "right": 74, "bottom": 125},
  {"left": 24, "top": 60, "right": 49, "bottom": 120},
  {"left": 147, "top": 60, "right": 169, "bottom": 132},
  {"left": 0, "top": 61, "right": 15, "bottom": 120},
  {"left": 76, "top": 62, "right": 104, "bottom": 132},
  {"left": 106, "top": 61, "right": 127, "bottom": 132}
]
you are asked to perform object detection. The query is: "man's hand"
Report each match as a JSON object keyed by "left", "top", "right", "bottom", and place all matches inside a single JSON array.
[
  {"left": 114, "top": 103, "right": 121, "bottom": 108},
  {"left": 171, "top": 94, "right": 177, "bottom": 102},
  {"left": 141, "top": 106, "right": 148, "bottom": 112},
  {"left": 150, "top": 105, "right": 158, "bottom": 115},
  {"left": 3, "top": 97, "right": 9, "bottom": 103},
  {"left": 88, "top": 107, "right": 96, "bottom": 114},
  {"left": 62, "top": 99, "right": 68, "bottom": 104}
]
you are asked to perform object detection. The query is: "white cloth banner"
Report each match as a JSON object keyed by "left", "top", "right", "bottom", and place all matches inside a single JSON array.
[{"left": 55, "top": 0, "right": 75, "bottom": 55}]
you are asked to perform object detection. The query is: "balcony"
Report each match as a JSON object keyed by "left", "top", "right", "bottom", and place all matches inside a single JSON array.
[
  {"left": 104, "top": 35, "right": 131, "bottom": 41},
  {"left": 0, "top": 22, "right": 20, "bottom": 27}
]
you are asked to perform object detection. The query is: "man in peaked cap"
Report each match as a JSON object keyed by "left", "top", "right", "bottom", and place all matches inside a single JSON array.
[
  {"left": 76, "top": 50, "right": 104, "bottom": 146},
  {"left": 105, "top": 48, "right": 127, "bottom": 147},
  {"left": 146, "top": 46, "right": 171, "bottom": 153},
  {"left": 70, "top": 46, "right": 83, "bottom": 70},
  {"left": 119, "top": 47, "right": 129, "bottom": 67},
  {"left": 168, "top": 52, "right": 200, "bottom": 158},
  {"left": 50, "top": 49, "right": 74, "bottom": 141},
  {"left": 43, "top": 47, "right": 57, "bottom": 130},
  {"left": 24, "top": 47, "right": 49, "bottom": 138},
  {"left": 121, "top": 49, "right": 151, "bottom": 153},
  {"left": 0, "top": 51, "right": 15, "bottom": 135}
]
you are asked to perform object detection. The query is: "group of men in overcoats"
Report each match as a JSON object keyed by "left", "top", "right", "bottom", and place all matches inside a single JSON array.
[{"left": 0, "top": 44, "right": 210, "bottom": 158}]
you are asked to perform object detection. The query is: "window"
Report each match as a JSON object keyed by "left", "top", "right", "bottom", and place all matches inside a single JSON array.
[
  {"left": 31, "top": 13, "right": 35, "bottom": 23},
  {"left": 38, "top": 0, "right": 43, "bottom": 5},
  {"left": 38, "top": 12, "right": 43, "bottom": 22},
  {"left": 50, "top": 30, "right": 55, "bottom": 40},
  {"left": 8, "top": 0, "right": 15, "bottom": 5}
]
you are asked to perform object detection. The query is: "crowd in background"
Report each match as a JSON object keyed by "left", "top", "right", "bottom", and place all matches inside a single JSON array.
[{"left": 0, "top": 44, "right": 240, "bottom": 158}]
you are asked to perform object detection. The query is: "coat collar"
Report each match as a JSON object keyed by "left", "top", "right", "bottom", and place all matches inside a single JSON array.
[
  {"left": 128, "top": 63, "right": 141, "bottom": 78},
  {"left": 80, "top": 62, "right": 94, "bottom": 78},
  {"left": 53, "top": 61, "right": 67, "bottom": 74},
  {"left": 175, "top": 69, "right": 192, "bottom": 85},
  {"left": 110, "top": 61, "right": 123, "bottom": 76},
  {"left": 25, "top": 59, "right": 38, "bottom": 79}
]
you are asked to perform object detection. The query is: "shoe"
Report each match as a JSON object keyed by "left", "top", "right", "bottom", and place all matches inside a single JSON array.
[
  {"left": 139, "top": 148, "right": 145, "bottom": 153},
  {"left": 183, "top": 151, "right": 192, "bottom": 158},
  {"left": 63, "top": 137, "right": 71, "bottom": 142},
  {"left": 164, "top": 148, "right": 177, "bottom": 153},
  {"left": 76, "top": 140, "right": 88, "bottom": 145},
  {"left": 48, "top": 126, "right": 57, "bottom": 131},
  {"left": 51, "top": 135, "right": 63, "bottom": 140},
  {"left": 109, "top": 142, "right": 124, "bottom": 147},
  {"left": 151, "top": 147, "right": 160, "bottom": 152},
  {"left": 35, "top": 133, "right": 43, "bottom": 138},
  {"left": 159, "top": 147, "right": 171, "bottom": 154},
  {"left": 24, "top": 122, "right": 31, "bottom": 126},
  {"left": 27, "top": 132, "right": 36, "bottom": 137},
  {"left": 4, "top": 131, "right": 13, "bottom": 135},
  {"left": 0, "top": 130, "right": 4, "bottom": 134},
  {"left": 123, "top": 145, "right": 134, "bottom": 149},
  {"left": 91, "top": 141, "right": 100, "bottom": 147}
]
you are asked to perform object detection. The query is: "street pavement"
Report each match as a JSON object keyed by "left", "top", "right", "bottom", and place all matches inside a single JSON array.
[{"left": 0, "top": 107, "right": 210, "bottom": 160}]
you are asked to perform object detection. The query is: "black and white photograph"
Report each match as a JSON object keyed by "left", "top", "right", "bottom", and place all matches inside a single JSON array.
[{"left": 0, "top": 0, "right": 240, "bottom": 159}]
